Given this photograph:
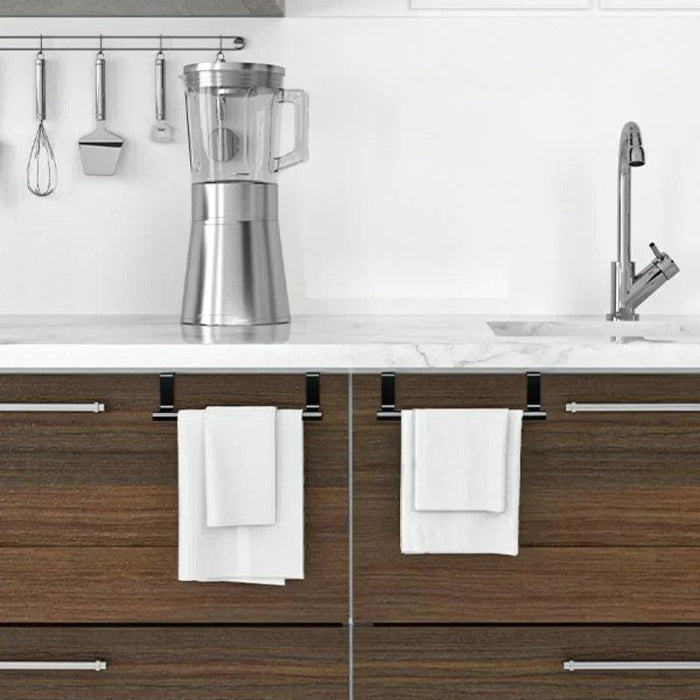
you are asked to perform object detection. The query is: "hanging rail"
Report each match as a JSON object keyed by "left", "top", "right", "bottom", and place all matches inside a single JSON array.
[
  {"left": 0, "top": 35, "right": 245, "bottom": 51},
  {"left": 153, "top": 372, "right": 323, "bottom": 422},
  {"left": 376, "top": 371, "right": 546, "bottom": 421}
]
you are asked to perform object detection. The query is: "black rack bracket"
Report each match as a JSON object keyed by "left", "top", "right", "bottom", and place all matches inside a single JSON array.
[
  {"left": 377, "top": 372, "right": 401, "bottom": 421},
  {"left": 524, "top": 371, "right": 547, "bottom": 421},
  {"left": 302, "top": 372, "right": 323, "bottom": 421},
  {"left": 153, "top": 373, "right": 177, "bottom": 421}
]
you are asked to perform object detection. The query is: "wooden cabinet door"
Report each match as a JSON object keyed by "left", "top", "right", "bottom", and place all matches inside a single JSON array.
[
  {"left": 355, "top": 625, "right": 700, "bottom": 699},
  {"left": 0, "top": 626, "right": 347, "bottom": 699},
  {"left": 354, "top": 373, "right": 700, "bottom": 622},
  {"left": 0, "top": 374, "right": 348, "bottom": 623}
]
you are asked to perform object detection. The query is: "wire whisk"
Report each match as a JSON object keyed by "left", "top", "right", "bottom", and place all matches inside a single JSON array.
[{"left": 27, "top": 49, "right": 57, "bottom": 197}]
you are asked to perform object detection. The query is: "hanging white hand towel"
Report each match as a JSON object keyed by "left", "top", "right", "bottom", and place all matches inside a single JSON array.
[
  {"left": 203, "top": 406, "right": 277, "bottom": 527},
  {"left": 178, "top": 409, "right": 304, "bottom": 585},
  {"left": 401, "top": 409, "right": 523, "bottom": 556},
  {"left": 413, "top": 408, "right": 509, "bottom": 513}
]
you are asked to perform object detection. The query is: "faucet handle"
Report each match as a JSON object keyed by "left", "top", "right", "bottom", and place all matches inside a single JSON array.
[{"left": 648, "top": 241, "right": 680, "bottom": 279}]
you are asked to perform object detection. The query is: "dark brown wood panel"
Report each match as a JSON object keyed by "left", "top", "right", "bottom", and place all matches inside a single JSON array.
[
  {"left": 0, "top": 374, "right": 347, "bottom": 623},
  {"left": 0, "top": 375, "right": 174, "bottom": 547},
  {"left": 0, "top": 496, "right": 343, "bottom": 622},
  {"left": 354, "top": 373, "right": 700, "bottom": 622},
  {"left": 0, "top": 626, "right": 345, "bottom": 699},
  {"left": 355, "top": 626, "right": 700, "bottom": 699},
  {"left": 527, "top": 373, "right": 700, "bottom": 547},
  {"left": 355, "top": 546, "right": 700, "bottom": 623}
]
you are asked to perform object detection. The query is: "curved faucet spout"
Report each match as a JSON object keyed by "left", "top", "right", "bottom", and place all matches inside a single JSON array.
[{"left": 619, "top": 121, "right": 645, "bottom": 170}]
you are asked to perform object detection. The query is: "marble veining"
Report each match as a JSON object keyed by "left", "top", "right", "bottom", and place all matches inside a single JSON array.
[{"left": 0, "top": 314, "right": 700, "bottom": 371}]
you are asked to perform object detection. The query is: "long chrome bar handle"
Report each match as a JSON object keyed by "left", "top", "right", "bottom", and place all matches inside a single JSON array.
[
  {"left": 564, "top": 660, "right": 700, "bottom": 672},
  {"left": 35, "top": 51, "right": 46, "bottom": 121},
  {"left": 95, "top": 51, "right": 106, "bottom": 121},
  {"left": 0, "top": 402, "right": 105, "bottom": 413},
  {"left": 567, "top": 402, "right": 700, "bottom": 413},
  {"left": 0, "top": 660, "right": 107, "bottom": 671},
  {"left": 154, "top": 52, "right": 166, "bottom": 121}
]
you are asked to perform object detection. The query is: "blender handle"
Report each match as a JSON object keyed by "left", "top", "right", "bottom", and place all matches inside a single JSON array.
[{"left": 273, "top": 89, "right": 309, "bottom": 172}]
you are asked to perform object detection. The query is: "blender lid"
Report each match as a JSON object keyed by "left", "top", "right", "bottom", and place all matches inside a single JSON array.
[{"left": 182, "top": 62, "right": 285, "bottom": 90}]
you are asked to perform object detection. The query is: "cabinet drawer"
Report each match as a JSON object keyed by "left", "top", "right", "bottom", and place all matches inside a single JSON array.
[
  {"left": 0, "top": 626, "right": 347, "bottom": 699},
  {"left": 0, "top": 374, "right": 348, "bottom": 623},
  {"left": 354, "top": 374, "right": 700, "bottom": 622},
  {"left": 355, "top": 625, "right": 700, "bottom": 699}
]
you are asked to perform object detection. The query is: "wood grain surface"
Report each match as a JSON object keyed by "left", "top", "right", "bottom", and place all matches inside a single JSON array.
[
  {"left": 0, "top": 626, "right": 346, "bottom": 699},
  {"left": 0, "top": 374, "right": 348, "bottom": 623},
  {"left": 354, "top": 373, "right": 700, "bottom": 622},
  {"left": 355, "top": 625, "right": 700, "bottom": 699}
]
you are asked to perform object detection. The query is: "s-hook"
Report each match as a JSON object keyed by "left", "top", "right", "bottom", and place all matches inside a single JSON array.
[{"left": 216, "top": 34, "right": 225, "bottom": 62}]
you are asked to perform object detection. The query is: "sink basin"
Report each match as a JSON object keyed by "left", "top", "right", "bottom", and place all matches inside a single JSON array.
[{"left": 488, "top": 320, "right": 700, "bottom": 338}]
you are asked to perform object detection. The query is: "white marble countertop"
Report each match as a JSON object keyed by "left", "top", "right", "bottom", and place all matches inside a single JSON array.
[{"left": 1, "top": 314, "right": 700, "bottom": 372}]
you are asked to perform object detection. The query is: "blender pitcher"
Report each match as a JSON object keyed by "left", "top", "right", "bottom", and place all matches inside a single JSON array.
[{"left": 180, "top": 62, "right": 309, "bottom": 326}]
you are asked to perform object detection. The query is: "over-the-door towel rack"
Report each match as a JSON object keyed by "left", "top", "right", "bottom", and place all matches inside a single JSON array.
[
  {"left": 376, "top": 371, "right": 546, "bottom": 421},
  {"left": 152, "top": 372, "right": 323, "bottom": 422}
]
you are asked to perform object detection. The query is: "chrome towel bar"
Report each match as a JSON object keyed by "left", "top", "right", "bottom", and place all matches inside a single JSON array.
[
  {"left": 566, "top": 402, "right": 700, "bottom": 413},
  {"left": 0, "top": 402, "right": 105, "bottom": 413},
  {"left": 564, "top": 660, "right": 700, "bottom": 672},
  {"left": 0, "top": 660, "right": 107, "bottom": 671},
  {"left": 377, "top": 371, "right": 546, "bottom": 421}
]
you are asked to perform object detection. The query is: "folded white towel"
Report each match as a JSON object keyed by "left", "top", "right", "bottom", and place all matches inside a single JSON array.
[
  {"left": 204, "top": 406, "right": 276, "bottom": 527},
  {"left": 401, "top": 409, "right": 523, "bottom": 556},
  {"left": 178, "top": 409, "right": 304, "bottom": 585},
  {"left": 414, "top": 408, "right": 509, "bottom": 513}
]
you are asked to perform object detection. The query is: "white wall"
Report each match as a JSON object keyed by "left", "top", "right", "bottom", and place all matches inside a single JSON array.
[{"left": 1, "top": 1, "right": 700, "bottom": 316}]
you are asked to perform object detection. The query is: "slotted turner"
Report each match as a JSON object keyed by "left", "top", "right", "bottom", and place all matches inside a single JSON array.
[{"left": 79, "top": 51, "right": 124, "bottom": 175}]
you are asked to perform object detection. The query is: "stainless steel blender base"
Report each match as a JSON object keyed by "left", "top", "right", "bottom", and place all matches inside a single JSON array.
[{"left": 180, "top": 182, "right": 290, "bottom": 327}]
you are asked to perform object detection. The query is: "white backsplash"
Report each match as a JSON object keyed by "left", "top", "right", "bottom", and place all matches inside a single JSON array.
[{"left": 0, "top": 2, "right": 699, "bottom": 316}]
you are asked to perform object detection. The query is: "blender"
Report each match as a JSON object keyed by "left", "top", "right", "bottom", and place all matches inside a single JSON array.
[{"left": 180, "top": 62, "right": 309, "bottom": 326}]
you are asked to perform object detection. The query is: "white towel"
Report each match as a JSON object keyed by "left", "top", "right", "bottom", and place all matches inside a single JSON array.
[
  {"left": 414, "top": 408, "right": 509, "bottom": 513},
  {"left": 203, "top": 406, "right": 276, "bottom": 527},
  {"left": 178, "top": 409, "right": 304, "bottom": 585},
  {"left": 401, "top": 409, "right": 523, "bottom": 556}
]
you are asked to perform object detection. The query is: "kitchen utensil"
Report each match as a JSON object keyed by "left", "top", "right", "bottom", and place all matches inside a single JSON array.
[
  {"left": 26, "top": 51, "right": 57, "bottom": 197},
  {"left": 79, "top": 51, "right": 124, "bottom": 176},
  {"left": 210, "top": 91, "right": 237, "bottom": 162},
  {"left": 180, "top": 62, "right": 309, "bottom": 326},
  {"left": 150, "top": 51, "right": 173, "bottom": 143}
]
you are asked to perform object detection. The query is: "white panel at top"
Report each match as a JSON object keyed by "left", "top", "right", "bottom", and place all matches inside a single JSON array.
[
  {"left": 288, "top": 0, "right": 591, "bottom": 14},
  {"left": 600, "top": 0, "right": 700, "bottom": 8},
  {"left": 411, "top": 0, "right": 590, "bottom": 8}
]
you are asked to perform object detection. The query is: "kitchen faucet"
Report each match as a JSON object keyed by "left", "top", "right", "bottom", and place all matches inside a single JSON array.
[{"left": 607, "top": 122, "right": 679, "bottom": 321}]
